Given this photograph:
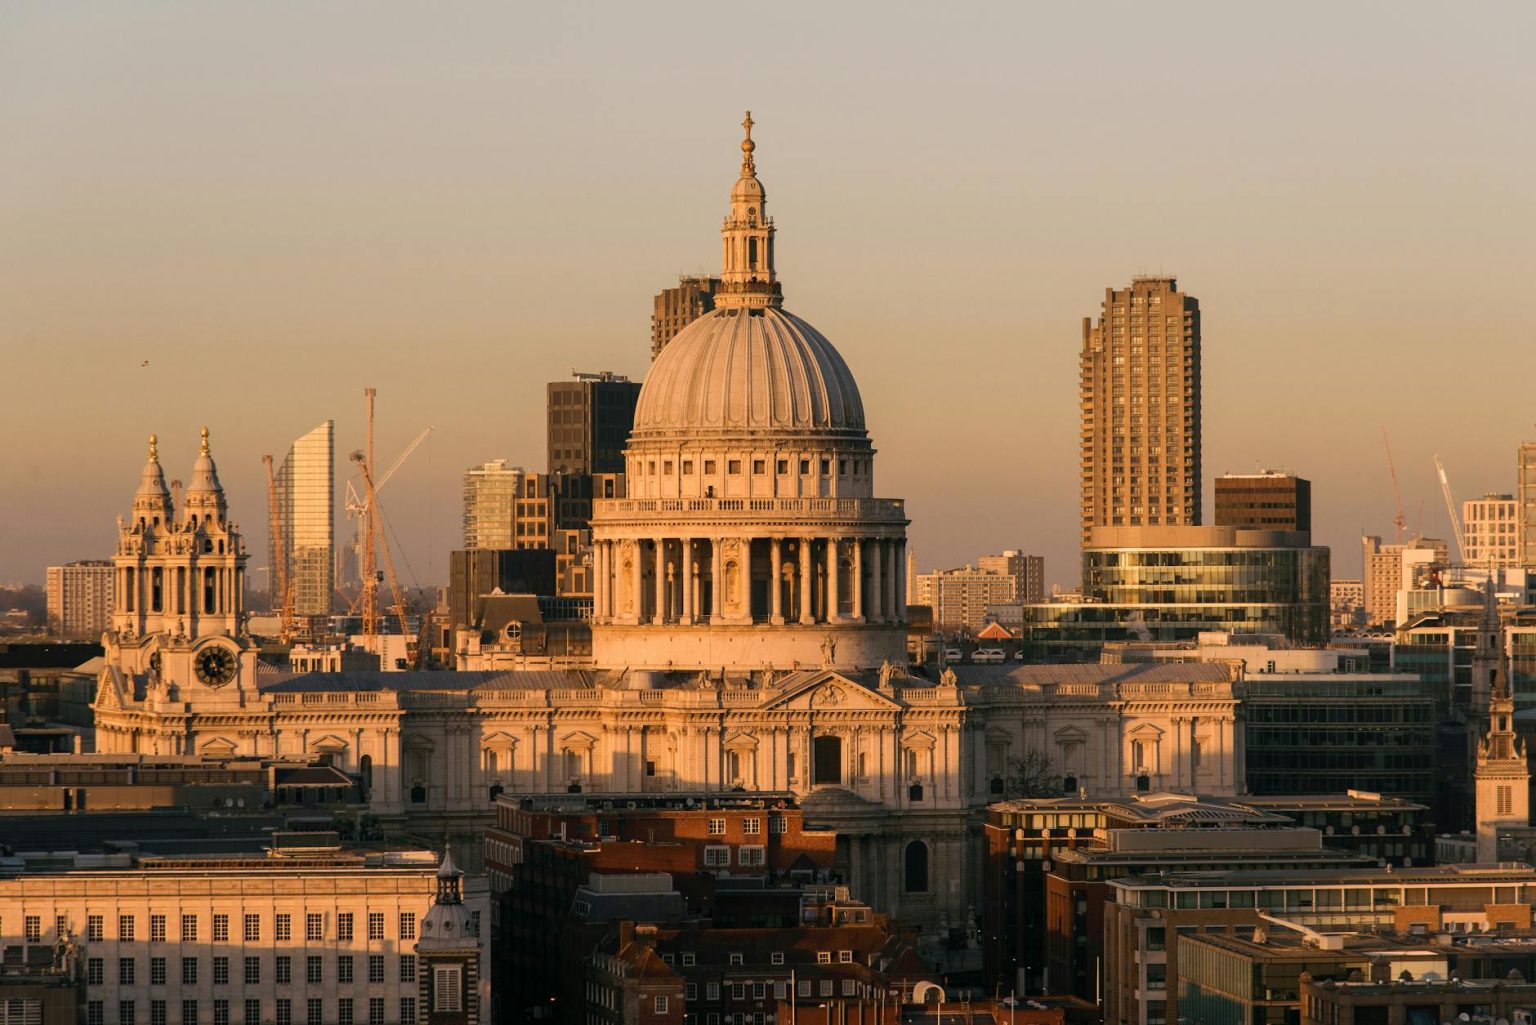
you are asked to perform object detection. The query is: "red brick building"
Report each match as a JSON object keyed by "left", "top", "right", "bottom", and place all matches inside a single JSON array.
[
  {"left": 487, "top": 792, "right": 837, "bottom": 1023},
  {"left": 585, "top": 888, "right": 933, "bottom": 1025}
]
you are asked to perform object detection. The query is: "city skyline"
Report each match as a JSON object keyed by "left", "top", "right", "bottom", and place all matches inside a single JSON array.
[{"left": 5, "top": 4, "right": 1536, "bottom": 588}]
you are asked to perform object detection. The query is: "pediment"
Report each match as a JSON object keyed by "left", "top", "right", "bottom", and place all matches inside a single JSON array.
[
  {"left": 559, "top": 730, "right": 598, "bottom": 752},
  {"left": 900, "top": 730, "right": 937, "bottom": 751},
  {"left": 1054, "top": 725, "right": 1089, "bottom": 743},
  {"left": 309, "top": 734, "right": 350, "bottom": 753},
  {"left": 481, "top": 731, "right": 517, "bottom": 748},
  {"left": 984, "top": 727, "right": 1014, "bottom": 744},
  {"left": 1128, "top": 722, "right": 1166, "bottom": 739},
  {"left": 761, "top": 672, "right": 903, "bottom": 712},
  {"left": 200, "top": 736, "right": 238, "bottom": 757},
  {"left": 94, "top": 669, "right": 125, "bottom": 712},
  {"left": 723, "top": 731, "right": 759, "bottom": 752}
]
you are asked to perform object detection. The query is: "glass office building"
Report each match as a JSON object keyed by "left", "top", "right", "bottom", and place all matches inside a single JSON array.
[
  {"left": 274, "top": 420, "right": 335, "bottom": 617},
  {"left": 1018, "top": 527, "right": 1328, "bottom": 660}
]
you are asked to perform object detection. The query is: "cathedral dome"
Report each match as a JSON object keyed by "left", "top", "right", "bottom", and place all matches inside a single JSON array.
[{"left": 632, "top": 305, "right": 865, "bottom": 438}]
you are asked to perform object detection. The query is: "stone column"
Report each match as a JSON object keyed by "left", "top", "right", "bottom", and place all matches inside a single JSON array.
[
  {"left": 895, "top": 540, "right": 907, "bottom": 621},
  {"left": 798, "top": 539, "right": 814, "bottom": 625},
  {"left": 870, "top": 540, "right": 885, "bottom": 625},
  {"left": 883, "top": 540, "right": 897, "bottom": 623},
  {"left": 681, "top": 539, "right": 694, "bottom": 625},
  {"left": 770, "top": 538, "right": 785, "bottom": 624},
  {"left": 593, "top": 542, "right": 606, "bottom": 621},
  {"left": 653, "top": 539, "right": 667, "bottom": 624},
  {"left": 604, "top": 541, "right": 616, "bottom": 620},
  {"left": 827, "top": 539, "right": 841, "bottom": 622},
  {"left": 630, "top": 541, "right": 644, "bottom": 624},
  {"left": 852, "top": 539, "right": 864, "bottom": 622},
  {"left": 711, "top": 539, "right": 724, "bottom": 620}
]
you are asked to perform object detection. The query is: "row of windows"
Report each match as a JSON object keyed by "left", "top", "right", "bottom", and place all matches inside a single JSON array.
[
  {"left": 702, "top": 846, "right": 765, "bottom": 868},
  {"left": 702, "top": 816, "right": 787, "bottom": 835},
  {"left": 86, "top": 996, "right": 412, "bottom": 1025},
  {"left": 86, "top": 953, "right": 415, "bottom": 987},
  {"left": 60, "top": 912, "right": 411, "bottom": 945},
  {"left": 645, "top": 457, "right": 864, "bottom": 478}
]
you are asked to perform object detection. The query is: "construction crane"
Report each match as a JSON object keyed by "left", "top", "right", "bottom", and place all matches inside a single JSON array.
[
  {"left": 1434, "top": 455, "right": 1467, "bottom": 564},
  {"left": 337, "top": 424, "right": 432, "bottom": 598},
  {"left": 352, "top": 388, "right": 412, "bottom": 664},
  {"left": 262, "top": 455, "right": 294, "bottom": 642},
  {"left": 1381, "top": 427, "right": 1409, "bottom": 543}
]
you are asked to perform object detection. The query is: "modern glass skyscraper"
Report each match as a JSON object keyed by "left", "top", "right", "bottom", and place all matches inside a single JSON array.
[{"left": 273, "top": 420, "right": 335, "bottom": 616}]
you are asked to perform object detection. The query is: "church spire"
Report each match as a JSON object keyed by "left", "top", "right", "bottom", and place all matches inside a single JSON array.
[
  {"left": 1472, "top": 570, "right": 1506, "bottom": 717},
  {"left": 132, "top": 433, "right": 174, "bottom": 527},
  {"left": 715, "top": 111, "right": 782, "bottom": 310},
  {"left": 1474, "top": 566, "right": 1528, "bottom": 862},
  {"left": 183, "top": 426, "right": 227, "bottom": 524}
]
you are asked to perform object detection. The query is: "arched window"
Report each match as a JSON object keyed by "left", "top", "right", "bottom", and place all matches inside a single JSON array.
[
  {"left": 410, "top": 784, "right": 426, "bottom": 804},
  {"left": 358, "top": 754, "right": 373, "bottom": 798},
  {"left": 813, "top": 736, "right": 842, "bottom": 786},
  {"left": 904, "top": 841, "right": 929, "bottom": 893}
]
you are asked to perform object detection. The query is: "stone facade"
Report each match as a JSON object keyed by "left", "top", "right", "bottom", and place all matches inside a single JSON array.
[{"left": 91, "top": 117, "right": 1243, "bottom": 934}]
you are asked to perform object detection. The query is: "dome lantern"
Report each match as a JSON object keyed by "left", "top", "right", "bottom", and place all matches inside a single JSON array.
[{"left": 717, "top": 110, "right": 781, "bottom": 310}]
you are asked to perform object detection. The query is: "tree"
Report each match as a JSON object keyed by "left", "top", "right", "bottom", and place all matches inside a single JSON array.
[{"left": 1002, "top": 749, "right": 1064, "bottom": 799}]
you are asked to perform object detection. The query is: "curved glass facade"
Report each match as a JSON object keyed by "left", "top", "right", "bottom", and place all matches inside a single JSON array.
[
  {"left": 1015, "top": 542, "right": 1328, "bottom": 661},
  {"left": 1084, "top": 546, "right": 1328, "bottom": 619}
]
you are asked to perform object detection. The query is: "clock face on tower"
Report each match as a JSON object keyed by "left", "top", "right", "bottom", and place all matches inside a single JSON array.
[{"left": 194, "top": 647, "right": 237, "bottom": 687}]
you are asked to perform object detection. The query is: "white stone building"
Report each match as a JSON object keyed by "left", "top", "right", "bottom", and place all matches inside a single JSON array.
[
  {"left": 90, "top": 116, "right": 1241, "bottom": 933},
  {"left": 0, "top": 844, "right": 488, "bottom": 1025}
]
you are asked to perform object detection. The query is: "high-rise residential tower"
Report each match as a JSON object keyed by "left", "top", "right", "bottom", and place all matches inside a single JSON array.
[
  {"left": 1079, "top": 277, "right": 1201, "bottom": 544},
  {"left": 652, "top": 275, "right": 721, "bottom": 359},
  {"left": 273, "top": 420, "right": 334, "bottom": 617},
  {"left": 462, "top": 460, "right": 525, "bottom": 550},
  {"left": 461, "top": 461, "right": 555, "bottom": 551},
  {"left": 1519, "top": 442, "right": 1536, "bottom": 569},
  {"left": 45, "top": 560, "right": 115, "bottom": 639}
]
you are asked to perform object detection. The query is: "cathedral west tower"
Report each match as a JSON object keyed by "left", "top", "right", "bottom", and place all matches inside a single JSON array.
[{"left": 589, "top": 114, "right": 910, "bottom": 672}]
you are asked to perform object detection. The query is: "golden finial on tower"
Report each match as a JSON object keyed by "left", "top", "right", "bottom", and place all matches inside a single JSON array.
[
  {"left": 148, "top": 434, "right": 158, "bottom": 460},
  {"left": 740, "top": 110, "right": 756, "bottom": 175},
  {"left": 199, "top": 426, "right": 210, "bottom": 456}
]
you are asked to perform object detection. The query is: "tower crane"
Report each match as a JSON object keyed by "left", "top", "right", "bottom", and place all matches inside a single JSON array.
[
  {"left": 352, "top": 388, "right": 412, "bottom": 664},
  {"left": 1435, "top": 455, "right": 1467, "bottom": 564},
  {"left": 336, "top": 424, "right": 432, "bottom": 599},
  {"left": 1381, "top": 427, "right": 1409, "bottom": 543},
  {"left": 263, "top": 454, "right": 294, "bottom": 642}
]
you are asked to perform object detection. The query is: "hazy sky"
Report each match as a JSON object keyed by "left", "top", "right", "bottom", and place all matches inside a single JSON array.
[{"left": 4, "top": 2, "right": 1535, "bottom": 591}]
